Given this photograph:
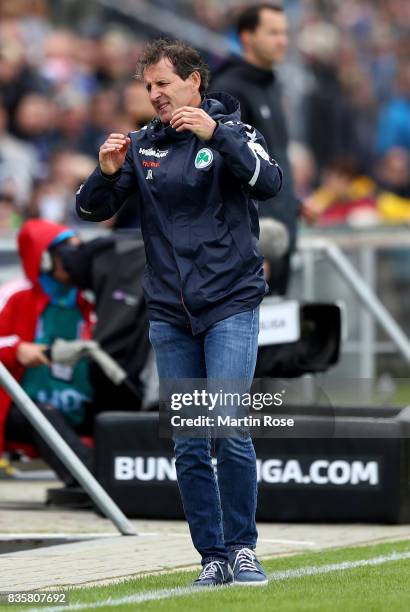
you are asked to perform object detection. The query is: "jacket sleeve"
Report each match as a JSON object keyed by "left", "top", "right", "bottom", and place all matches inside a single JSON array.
[
  {"left": 76, "top": 146, "right": 139, "bottom": 222},
  {"left": 208, "top": 120, "right": 283, "bottom": 201},
  {"left": 0, "top": 293, "right": 22, "bottom": 371}
]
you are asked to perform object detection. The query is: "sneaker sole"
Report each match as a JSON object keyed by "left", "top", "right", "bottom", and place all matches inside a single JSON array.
[
  {"left": 192, "top": 581, "right": 235, "bottom": 588},
  {"left": 234, "top": 579, "right": 269, "bottom": 587}
]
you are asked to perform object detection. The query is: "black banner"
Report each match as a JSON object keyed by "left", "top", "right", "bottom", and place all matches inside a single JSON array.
[{"left": 95, "top": 410, "right": 410, "bottom": 523}]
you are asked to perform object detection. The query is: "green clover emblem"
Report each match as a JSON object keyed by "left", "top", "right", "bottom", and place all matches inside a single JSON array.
[
  {"left": 198, "top": 151, "right": 209, "bottom": 163},
  {"left": 195, "top": 148, "right": 213, "bottom": 169}
]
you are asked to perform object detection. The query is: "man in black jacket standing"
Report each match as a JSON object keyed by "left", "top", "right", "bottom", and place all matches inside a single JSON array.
[
  {"left": 77, "top": 39, "right": 282, "bottom": 588},
  {"left": 211, "top": 3, "right": 299, "bottom": 294}
]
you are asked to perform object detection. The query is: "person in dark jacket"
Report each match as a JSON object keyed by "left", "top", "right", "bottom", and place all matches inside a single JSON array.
[
  {"left": 76, "top": 38, "right": 282, "bottom": 587},
  {"left": 211, "top": 3, "right": 299, "bottom": 294}
]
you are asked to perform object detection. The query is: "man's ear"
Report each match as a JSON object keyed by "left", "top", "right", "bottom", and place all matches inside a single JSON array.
[
  {"left": 189, "top": 70, "right": 201, "bottom": 92},
  {"left": 240, "top": 30, "right": 252, "bottom": 50}
]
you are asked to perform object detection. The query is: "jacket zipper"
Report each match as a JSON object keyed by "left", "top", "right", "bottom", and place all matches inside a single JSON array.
[{"left": 180, "top": 290, "right": 192, "bottom": 330}]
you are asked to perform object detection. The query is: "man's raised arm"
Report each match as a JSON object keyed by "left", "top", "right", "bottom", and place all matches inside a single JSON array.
[
  {"left": 76, "top": 133, "right": 138, "bottom": 222},
  {"left": 207, "top": 121, "right": 282, "bottom": 201}
]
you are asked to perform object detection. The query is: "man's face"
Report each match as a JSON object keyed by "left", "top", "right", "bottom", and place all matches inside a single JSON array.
[
  {"left": 244, "top": 9, "right": 289, "bottom": 67},
  {"left": 144, "top": 57, "right": 200, "bottom": 125}
]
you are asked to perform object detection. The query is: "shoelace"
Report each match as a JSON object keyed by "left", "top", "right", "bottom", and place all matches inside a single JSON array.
[
  {"left": 233, "top": 548, "right": 259, "bottom": 573},
  {"left": 198, "top": 560, "right": 225, "bottom": 580}
]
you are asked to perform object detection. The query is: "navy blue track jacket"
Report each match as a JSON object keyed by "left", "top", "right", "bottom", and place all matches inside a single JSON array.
[{"left": 76, "top": 92, "right": 282, "bottom": 335}]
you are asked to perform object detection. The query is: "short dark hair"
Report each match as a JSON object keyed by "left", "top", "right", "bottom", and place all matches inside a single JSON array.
[
  {"left": 237, "top": 3, "right": 283, "bottom": 35},
  {"left": 135, "top": 38, "right": 210, "bottom": 94}
]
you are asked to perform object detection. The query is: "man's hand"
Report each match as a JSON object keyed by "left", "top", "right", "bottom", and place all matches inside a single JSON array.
[
  {"left": 170, "top": 107, "right": 217, "bottom": 141},
  {"left": 16, "top": 343, "right": 50, "bottom": 367},
  {"left": 300, "top": 198, "right": 321, "bottom": 224},
  {"left": 99, "top": 133, "right": 131, "bottom": 175}
]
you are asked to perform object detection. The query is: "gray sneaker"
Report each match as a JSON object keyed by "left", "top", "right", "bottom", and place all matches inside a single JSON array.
[
  {"left": 229, "top": 547, "right": 268, "bottom": 586},
  {"left": 193, "top": 560, "right": 234, "bottom": 587}
]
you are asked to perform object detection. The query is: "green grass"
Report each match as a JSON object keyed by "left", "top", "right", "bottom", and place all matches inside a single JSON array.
[
  {"left": 2, "top": 539, "right": 410, "bottom": 612},
  {"left": 392, "top": 381, "right": 410, "bottom": 406}
]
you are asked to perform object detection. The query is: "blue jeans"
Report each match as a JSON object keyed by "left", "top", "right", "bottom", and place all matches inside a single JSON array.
[{"left": 149, "top": 308, "right": 259, "bottom": 563}]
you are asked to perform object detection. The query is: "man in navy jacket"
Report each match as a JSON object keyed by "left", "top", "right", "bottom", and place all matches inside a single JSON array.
[{"left": 77, "top": 39, "right": 282, "bottom": 587}]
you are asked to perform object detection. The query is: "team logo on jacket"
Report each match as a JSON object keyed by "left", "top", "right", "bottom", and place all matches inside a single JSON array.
[
  {"left": 195, "top": 148, "right": 213, "bottom": 169},
  {"left": 139, "top": 147, "right": 168, "bottom": 158}
]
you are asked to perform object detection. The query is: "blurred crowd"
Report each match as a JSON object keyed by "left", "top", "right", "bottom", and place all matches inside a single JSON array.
[{"left": 0, "top": 0, "right": 409, "bottom": 230}]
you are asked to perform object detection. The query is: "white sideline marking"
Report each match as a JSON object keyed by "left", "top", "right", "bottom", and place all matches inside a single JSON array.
[
  {"left": 26, "top": 550, "right": 410, "bottom": 612},
  {"left": 0, "top": 534, "right": 117, "bottom": 540},
  {"left": 0, "top": 533, "right": 166, "bottom": 540},
  {"left": 258, "top": 538, "right": 316, "bottom": 546}
]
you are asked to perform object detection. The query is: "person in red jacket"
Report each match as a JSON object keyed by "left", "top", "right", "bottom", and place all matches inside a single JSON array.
[{"left": 0, "top": 219, "right": 94, "bottom": 484}]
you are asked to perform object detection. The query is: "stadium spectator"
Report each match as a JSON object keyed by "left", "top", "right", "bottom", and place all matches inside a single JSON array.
[
  {"left": 288, "top": 142, "right": 317, "bottom": 202},
  {"left": 53, "top": 89, "right": 89, "bottom": 152},
  {"left": 211, "top": 3, "right": 299, "bottom": 295},
  {"left": 343, "top": 70, "right": 378, "bottom": 175},
  {"left": 0, "top": 29, "right": 51, "bottom": 133},
  {"left": 297, "top": 21, "right": 357, "bottom": 172},
  {"left": 304, "top": 159, "right": 378, "bottom": 228},
  {"left": 75, "top": 88, "right": 120, "bottom": 158},
  {"left": 376, "top": 61, "right": 410, "bottom": 155},
  {"left": 13, "top": 92, "right": 59, "bottom": 173},
  {"left": 96, "top": 28, "right": 141, "bottom": 88},
  {"left": 122, "top": 80, "right": 155, "bottom": 130},
  {"left": 376, "top": 147, "right": 410, "bottom": 224},
  {"left": 27, "top": 151, "right": 95, "bottom": 225},
  {"left": 40, "top": 29, "right": 79, "bottom": 90},
  {"left": 0, "top": 0, "right": 406, "bottom": 231},
  {"left": 0, "top": 219, "right": 95, "bottom": 487},
  {"left": 0, "top": 99, "right": 37, "bottom": 208}
]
